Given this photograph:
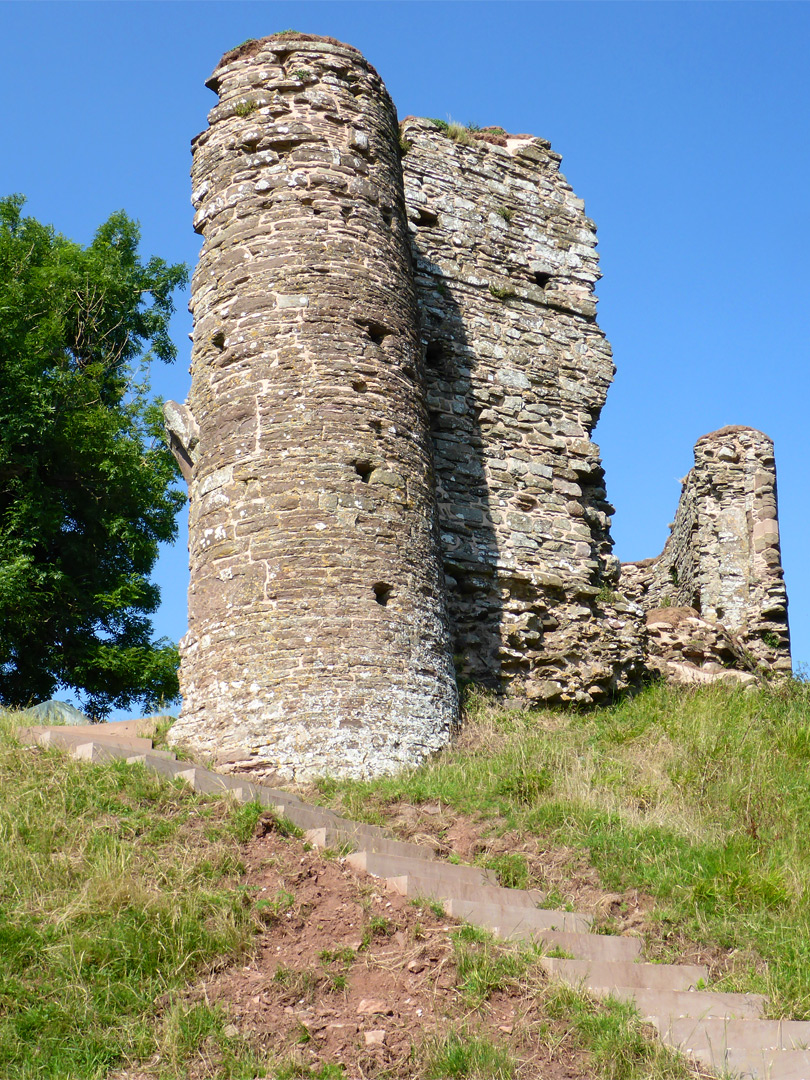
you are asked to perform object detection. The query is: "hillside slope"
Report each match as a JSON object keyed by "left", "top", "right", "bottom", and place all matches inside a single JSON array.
[
  {"left": 1, "top": 707, "right": 701, "bottom": 1079},
  {"left": 311, "top": 680, "right": 810, "bottom": 1020}
]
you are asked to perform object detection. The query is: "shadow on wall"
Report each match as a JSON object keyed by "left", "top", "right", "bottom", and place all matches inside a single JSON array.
[{"left": 412, "top": 241, "right": 504, "bottom": 687}]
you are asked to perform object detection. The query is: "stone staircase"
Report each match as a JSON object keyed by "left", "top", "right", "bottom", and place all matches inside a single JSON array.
[{"left": 18, "top": 722, "right": 810, "bottom": 1080}]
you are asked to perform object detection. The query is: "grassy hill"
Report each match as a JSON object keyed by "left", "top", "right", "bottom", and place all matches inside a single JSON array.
[
  {"left": 0, "top": 715, "right": 266, "bottom": 1078},
  {"left": 313, "top": 679, "right": 810, "bottom": 1019},
  {"left": 2, "top": 677, "right": 809, "bottom": 1078}
]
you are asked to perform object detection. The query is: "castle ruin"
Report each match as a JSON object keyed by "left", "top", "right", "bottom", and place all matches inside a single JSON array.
[{"left": 165, "top": 34, "right": 790, "bottom": 779}]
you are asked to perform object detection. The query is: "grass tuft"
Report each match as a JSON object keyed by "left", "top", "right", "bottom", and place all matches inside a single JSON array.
[
  {"left": 423, "top": 1029, "right": 516, "bottom": 1079},
  {"left": 543, "top": 984, "right": 693, "bottom": 1079},
  {"left": 274, "top": 1062, "right": 346, "bottom": 1079},
  {"left": 451, "top": 926, "right": 528, "bottom": 1005},
  {"left": 489, "top": 283, "right": 518, "bottom": 302},
  {"left": 428, "top": 118, "right": 477, "bottom": 146},
  {"left": 479, "top": 851, "right": 531, "bottom": 890},
  {"left": 233, "top": 100, "right": 258, "bottom": 118},
  {"left": 0, "top": 709, "right": 268, "bottom": 1078}
]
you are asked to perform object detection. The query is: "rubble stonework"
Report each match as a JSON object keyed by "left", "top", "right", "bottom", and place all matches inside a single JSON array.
[
  {"left": 642, "top": 607, "right": 759, "bottom": 689},
  {"left": 622, "top": 427, "right": 791, "bottom": 676},
  {"left": 400, "top": 117, "right": 645, "bottom": 703},
  {"left": 166, "top": 34, "right": 790, "bottom": 779}
]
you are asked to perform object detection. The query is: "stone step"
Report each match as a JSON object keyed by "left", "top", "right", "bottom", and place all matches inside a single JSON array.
[
  {"left": 598, "top": 986, "right": 767, "bottom": 1022},
  {"left": 385, "top": 872, "right": 546, "bottom": 909},
  {"left": 18, "top": 721, "right": 157, "bottom": 747},
  {"left": 227, "top": 781, "right": 308, "bottom": 808},
  {"left": 122, "top": 755, "right": 305, "bottom": 817},
  {"left": 70, "top": 741, "right": 121, "bottom": 763},
  {"left": 121, "top": 756, "right": 302, "bottom": 816},
  {"left": 126, "top": 753, "right": 190, "bottom": 778},
  {"left": 308, "top": 820, "right": 438, "bottom": 857},
  {"left": 217, "top": 778, "right": 281, "bottom": 805},
  {"left": 125, "top": 745, "right": 178, "bottom": 761},
  {"left": 723, "top": 1046, "right": 810, "bottom": 1080},
  {"left": 173, "top": 766, "right": 238, "bottom": 796},
  {"left": 55, "top": 739, "right": 173, "bottom": 764},
  {"left": 70, "top": 738, "right": 177, "bottom": 762},
  {"left": 305, "top": 825, "right": 437, "bottom": 861},
  {"left": 27, "top": 727, "right": 155, "bottom": 753},
  {"left": 443, "top": 896, "right": 593, "bottom": 936},
  {"left": 252, "top": 785, "right": 307, "bottom": 807},
  {"left": 227, "top": 783, "right": 266, "bottom": 803},
  {"left": 533, "top": 932, "right": 643, "bottom": 962},
  {"left": 268, "top": 801, "right": 346, "bottom": 832},
  {"left": 661, "top": 1017, "right": 810, "bottom": 1063},
  {"left": 539, "top": 956, "right": 708, "bottom": 992},
  {"left": 59, "top": 719, "right": 159, "bottom": 738},
  {"left": 347, "top": 850, "right": 493, "bottom": 886}
]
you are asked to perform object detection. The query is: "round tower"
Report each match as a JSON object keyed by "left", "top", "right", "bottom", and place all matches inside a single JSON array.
[{"left": 170, "top": 33, "right": 458, "bottom": 779}]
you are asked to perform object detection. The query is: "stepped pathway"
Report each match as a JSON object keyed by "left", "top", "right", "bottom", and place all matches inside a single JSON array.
[{"left": 18, "top": 721, "right": 809, "bottom": 1080}]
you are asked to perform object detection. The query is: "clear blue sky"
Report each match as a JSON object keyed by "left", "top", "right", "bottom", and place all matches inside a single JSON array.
[{"left": 3, "top": 1, "right": 809, "bottom": 711}]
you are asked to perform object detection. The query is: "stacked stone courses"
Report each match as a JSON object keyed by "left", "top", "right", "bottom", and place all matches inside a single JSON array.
[
  {"left": 622, "top": 427, "right": 791, "bottom": 673},
  {"left": 400, "top": 118, "right": 644, "bottom": 701},
  {"left": 166, "top": 33, "right": 791, "bottom": 779},
  {"left": 172, "top": 34, "right": 458, "bottom": 779}
]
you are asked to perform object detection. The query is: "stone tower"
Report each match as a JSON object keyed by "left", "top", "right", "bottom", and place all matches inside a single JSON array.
[
  {"left": 622, "top": 426, "right": 791, "bottom": 674},
  {"left": 165, "top": 33, "right": 791, "bottom": 779},
  {"left": 168, "top": 34, "right": 458, "bottom": 779}
]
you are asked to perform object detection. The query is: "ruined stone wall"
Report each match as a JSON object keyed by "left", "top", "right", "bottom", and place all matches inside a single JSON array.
[
  {"left": 622, "top": 426, "right": 791, "bottom": 672},
  {"left": 166, "top": 33, "right": 791, "bottom": 780},
  {"left": 168, "top": 35, "right": 458, "bottom": 779},
  {"left": 400, "top": 118, "right": 645, "bottom": 705}
]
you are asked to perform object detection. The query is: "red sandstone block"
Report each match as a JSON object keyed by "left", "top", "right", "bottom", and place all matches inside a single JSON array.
[
  {"left": 662, "top": 1017, "right": 810, "bottom": 1059},
  {"left": 305, "top": 826, "right": 436, "bottom": 860},
  {"left": 71, "top": 742, "right": 116, "bottom": 763},
  {"left": 385, "top": 873, "right": 545, "bottom": 909},
  {"left": 723, "top": 1047, "right": 810, "bottom": 1080},
  {"left": 240, "top": 785, "right": 308, "bottom": 809},
  {"left": 532, "top": 931, "right": 640, "bottom": 962},
  {"left": 267, "top": 802, "right": 345, "bottom": 831},
  {"left": 126, "top": 754, "right": 190, "bottom": 779},
  {"left": 25, "top": 726, "right": 154, "bottom": 753},
  {"left": 73, "top": 737, "right": 177, "bottom": 762},
  {"left": 173, "top": 767, "right": 234, "bottom": 796}
]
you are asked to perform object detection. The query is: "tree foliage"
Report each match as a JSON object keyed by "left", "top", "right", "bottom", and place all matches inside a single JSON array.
[{"left": 0, "top": 195, "right": 188, "bottom": 717}]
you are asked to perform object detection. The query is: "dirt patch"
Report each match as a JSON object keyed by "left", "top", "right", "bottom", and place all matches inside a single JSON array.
[
  {"left": 201, "top": 818, "right": 597, "bottom": 1077},
  {"left": 130, "top": 816, "right": 606, "bottom": 1078}
]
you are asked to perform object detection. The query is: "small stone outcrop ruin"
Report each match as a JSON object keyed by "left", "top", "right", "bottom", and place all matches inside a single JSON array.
[
  {"left": 622, "top": 426, "right": 791, "bottom": 686},
  {"left": 164, "top": 33, "right": 791, "bottom": 779}
]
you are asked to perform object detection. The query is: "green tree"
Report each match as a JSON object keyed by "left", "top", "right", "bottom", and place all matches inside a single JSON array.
[{"left": 0, "top": 195, "right": 188, "bottom": 718}]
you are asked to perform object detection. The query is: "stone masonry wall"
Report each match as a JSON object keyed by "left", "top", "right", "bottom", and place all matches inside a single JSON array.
[
  {"left": 166, "top": 33, "right": 791, "bottom": 780},
  {"left": 401, "top": 118, "right": 645, "bottom": 704},
  {"left": 622, "top": 427, "right": 791, "bottom": 673},
  {"left": 168, "top": 35, "right": 458, "bottom": 780}
]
